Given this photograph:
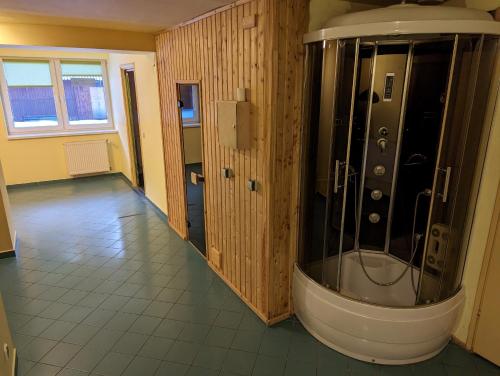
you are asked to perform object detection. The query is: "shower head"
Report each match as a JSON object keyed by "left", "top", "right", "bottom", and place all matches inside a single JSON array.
[{"left": 422, "top": 189, "right": 432, "bottom": 196}]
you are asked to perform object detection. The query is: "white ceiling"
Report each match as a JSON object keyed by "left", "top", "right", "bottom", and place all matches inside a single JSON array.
[
  {"left": 0, "top": 1, "right": 467, "bottom": 34},
  {"left": 0, "top": 0, "right": 236, "bottom": 32}
]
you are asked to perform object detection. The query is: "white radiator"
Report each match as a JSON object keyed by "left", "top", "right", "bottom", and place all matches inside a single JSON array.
[{"left": 64, "top": 140, "right": 111, "bottom": 176}]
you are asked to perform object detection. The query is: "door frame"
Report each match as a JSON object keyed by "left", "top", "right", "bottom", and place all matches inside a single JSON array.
[
  {"left": 121, "top": 63, "right": 144, "bottom": 189},
  {"left": 175, "top": 80, "right": 208, "bottom": 256},
  {"left": 467, "top": 181, "right": 500, "bottom": 349}
]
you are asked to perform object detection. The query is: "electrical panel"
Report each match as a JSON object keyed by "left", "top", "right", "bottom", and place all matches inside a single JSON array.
[{"left": 216, "top": 100, "right": 250, "bottom": 149}]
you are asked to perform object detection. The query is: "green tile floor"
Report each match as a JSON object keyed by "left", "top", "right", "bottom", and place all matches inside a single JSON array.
[{"left": 0, "top": 175, "right": 498, "bottom": 376}]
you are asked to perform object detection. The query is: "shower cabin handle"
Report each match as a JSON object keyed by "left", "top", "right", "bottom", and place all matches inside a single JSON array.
[
  {"left": 333, "top": 160, "right": 346, "bottom": 194},
  {"left": 437, "top": 167, "right": 452, "bottom": 203}
]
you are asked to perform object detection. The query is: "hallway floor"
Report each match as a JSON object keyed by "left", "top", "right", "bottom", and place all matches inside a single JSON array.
[{"left": 0, "top": 175, "right": 498, "bottom": 376}]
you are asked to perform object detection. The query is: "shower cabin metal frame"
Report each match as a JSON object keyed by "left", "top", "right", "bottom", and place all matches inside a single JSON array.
[{"left": 304, "top": 33, "right": 495, "bottom": 306}]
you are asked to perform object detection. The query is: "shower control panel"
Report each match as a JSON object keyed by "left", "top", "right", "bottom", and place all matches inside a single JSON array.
[
  {"left": 378, "top": 127, "right": 389, "bottom": 137},
  {"left": 383, "top": 73, "right": 395, "bottom": 102},
  {"left": 373, "top": 165, "right": 386, "bottom": 176},
  {"left": 426, "top": 223, "right": 449, "bottom": 272},
  {"left": 371, "top": 190, "right": 383, "bottom": 201}
]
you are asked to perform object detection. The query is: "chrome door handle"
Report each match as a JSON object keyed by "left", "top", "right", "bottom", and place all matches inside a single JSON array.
[
  {"left": 438, "top": 167, "right": 451, "bottom": 203},
  {"left": 333, "top": 160, "right": 346, "bottom": 194},
  {"left": 190, "top": 171, "right": 205, "bottom": 185},
  {"left": 334, "top": 160, "right": 340, "bottom": 193}
]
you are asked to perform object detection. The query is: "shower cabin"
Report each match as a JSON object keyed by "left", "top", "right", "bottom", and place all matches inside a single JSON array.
[{"left": 292, "top": 4, "right": 499, "bottom": 365}]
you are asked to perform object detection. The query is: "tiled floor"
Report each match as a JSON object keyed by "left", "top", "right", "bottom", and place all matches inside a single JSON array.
[{"left": 0, "top": 175, "right": 498, "bottom": 376}]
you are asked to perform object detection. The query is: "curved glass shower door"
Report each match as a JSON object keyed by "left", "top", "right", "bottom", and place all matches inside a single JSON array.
[
  {"left": 321, "top": 39, "right": 358, "bottom": 290},
  {"left": 417, "top": 35, "right": 499, "bottom": 304}
]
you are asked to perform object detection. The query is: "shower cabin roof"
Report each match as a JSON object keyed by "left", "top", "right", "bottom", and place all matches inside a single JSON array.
[{"left": 304, "top": 4, "right": 500, "bottom": 44}]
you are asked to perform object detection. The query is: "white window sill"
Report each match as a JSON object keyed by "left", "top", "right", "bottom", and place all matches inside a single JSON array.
[
  {"left": 183, "top": 123, "right": 201, "bottom": 129},
  {"left": 7, "top": 129, "right": 118, "bottom": 140}
]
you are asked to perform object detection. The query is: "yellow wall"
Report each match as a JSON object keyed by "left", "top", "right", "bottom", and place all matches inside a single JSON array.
[
  {"left": 0, "top": 48, "right": 167, "bottom": 215},
  {"left": 0, "top": 48, "right": 127, "bottom": 185},
  {"left": 183, "top": 127, "right": 202, "bottom": 165},
  {"left": 0, "top": 161, "right": 15, "bottom": 254},
  {"left": 445, "top": 0, "right": 500, "bottom": 11},
  {"left": 0, "top": 294, "right": 15, "bottom": 376},
  {"left": 108, "top": 53, "right": 168, "bottom": 214},
  {"left": 0, "top": 23, "right": 155, "bottom": 51},
  {"left": 454, "top": 71, "right": 500, "bottom": 344},
  {"left": 309, "top": 0, "right": 500, "bottom": 31},
  {"left": 308, "top": 0, "right": 376, "bottom": 31}
]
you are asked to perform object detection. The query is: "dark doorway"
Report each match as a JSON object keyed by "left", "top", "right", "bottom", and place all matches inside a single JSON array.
[
  {"left": 124, "top": 69, "right": 144, "bottom": 191},
  {"left": 177, "top": 83, "right": 206, "bottom": 255}
]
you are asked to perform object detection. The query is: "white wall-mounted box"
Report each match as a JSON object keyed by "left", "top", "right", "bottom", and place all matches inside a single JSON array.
[{"left": 216, "top": 100, "right": 250, "bottom": 149}]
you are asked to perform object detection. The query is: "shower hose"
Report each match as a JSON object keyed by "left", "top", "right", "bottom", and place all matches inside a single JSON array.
[{"left": 350, "top": 172, "right": 430, "bottom": 294}]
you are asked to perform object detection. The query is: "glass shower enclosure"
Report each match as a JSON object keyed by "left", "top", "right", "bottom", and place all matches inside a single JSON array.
[{"left": 298, "top": 34, "right": 498, "bottom": 307}]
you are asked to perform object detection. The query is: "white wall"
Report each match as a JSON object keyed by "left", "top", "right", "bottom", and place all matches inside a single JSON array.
[{"left": 454, "top": 74, "right": 500, "bottom": 344}]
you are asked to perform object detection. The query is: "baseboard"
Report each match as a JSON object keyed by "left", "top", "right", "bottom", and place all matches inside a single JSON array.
[
  {"left": 5, "top": 173, "right": 168, "bottom": 224},
  {"left": 0, "top": 232, "right": 17, "bottom": 259},
  {"left": 117, "top": 173, "right": 168, "bottom": 223},
  {"left": 268, "top": 312, "right": 292, "bottom": 326},
  {"left": 451, "top": 335, "right": 470, "bottom": 350},
  {"left": 0, "top": 250, "right": 15, "bottom": 259},
  {"left": 7, "top": 172, "right": 123, "bottom": 190}
]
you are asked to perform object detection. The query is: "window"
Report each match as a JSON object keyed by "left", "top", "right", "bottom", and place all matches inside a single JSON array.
[
  {"left": 61, "top": 61, "right": 109, "bottom": 126},
  {"left": 2, "top": 60, "right": 60, "bottom": 130},
  {"left": 178, "top": 84, "right": 200, "bottom": 126},
  {"left": 0, "top": 58, "right": 113, "bottom": 137}
]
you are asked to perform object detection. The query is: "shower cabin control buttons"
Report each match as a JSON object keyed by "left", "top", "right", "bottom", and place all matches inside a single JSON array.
[
  {"left": 373, "top": 165, "right": 386, "bottom": 176},
  {"left": 371, "top": 190, "right": 383, "bottom": 200},
  {"left": 368, "top": 213, "right": 380, "bottom": 224},
  {"left": 377, "top": 138, "right": 388, "bottom": 153},
  {"left": 378, "top": 127, "right": 389, "bottom": 137}
]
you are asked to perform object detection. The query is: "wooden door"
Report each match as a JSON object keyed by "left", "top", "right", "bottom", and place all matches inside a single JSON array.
[{"left": 473, "top": 184, "right": 500, "bottom": 366}]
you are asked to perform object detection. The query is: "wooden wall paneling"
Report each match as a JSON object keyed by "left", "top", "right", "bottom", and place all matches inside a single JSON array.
[
  {"left": 243, "top": 1, "right": 252, "bottom": 305},
  {"left": 157, "top": 31, "right": 188, "bottom": 239},
  {"left": 221, "top": 10, "right": 231, "bottom": 283},
  {"left": 288, "top": 0, "right": 307, "bottom": 315},
  {"left": 237, "top": 2, "right": 245, "bottom": 296},
  {"left": 175, "top": 27, "right": 189, "bottom": 239},
  {"left": 277, "top": 0, "right": 308, "bottom": 315},
  {"left": 211, "top": 13, "right": 222, "bottom": 271},
  {"left": 267, "top": 0, "right": 308, "bottom": 320},
  {"left": 156, "top": 0, "right": 307, "bottom": 323},
  {"left": 270, "top": 0, "right": 286, "bottom": 319},
  {"left": 231, "top": 6, "right": 241, "bottom": 291},
  {"left": 254, "top": 0, "right": 264, "bottom": 312},
  {"left": 208, "top": 16, "right": 218, "bottom": 266},
  {"left": 200, "top": 18, "right": 210, "bottom": 255}
]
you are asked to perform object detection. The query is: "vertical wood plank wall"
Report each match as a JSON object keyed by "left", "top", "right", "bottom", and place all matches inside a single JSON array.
[{"left": 156, "top": 0, "right": 308, "bottom": 323}]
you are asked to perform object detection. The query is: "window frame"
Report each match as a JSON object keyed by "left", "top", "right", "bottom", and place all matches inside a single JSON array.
[
  {"left": 178, "top": 83, "right": 201, "bottom": 128},
  {"left": 0, "top": 57, "right": 114, "bottom": 137}
]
